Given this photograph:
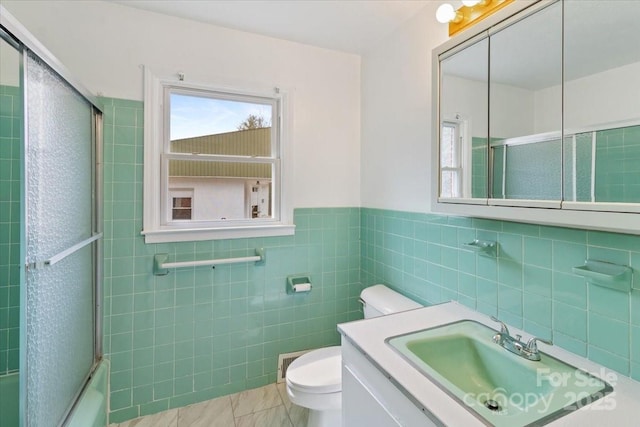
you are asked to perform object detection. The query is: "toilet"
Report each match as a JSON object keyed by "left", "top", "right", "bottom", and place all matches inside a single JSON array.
[{"left": 285, "top": 284, "right": 422, "bottom": 427}]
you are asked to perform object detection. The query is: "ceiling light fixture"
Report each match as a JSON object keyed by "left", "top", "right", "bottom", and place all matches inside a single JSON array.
[{"left": 437, "top": 0, "right": 514, "bottom": 37}]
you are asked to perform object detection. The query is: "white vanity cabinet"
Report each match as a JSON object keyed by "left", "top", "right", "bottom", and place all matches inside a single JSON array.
[
  {"left": 341, "top": 338, "right": 439, "bottom": 427},
  {"left": 339, "top": 303, "right": 640, "bottom": 427}
]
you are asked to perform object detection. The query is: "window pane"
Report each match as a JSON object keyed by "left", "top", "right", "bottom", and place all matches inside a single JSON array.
[
  {"left": 169, "top": 160, "right": 272, "bottom": 179},
  {"left": 170, "top": 92, "right": 272, "bottom": 155},
  {"left": 441, "top": 170, "right": 460, "bottom": 198},
  {"left": 172, "top": 208, "right": 192, "bottom": 220},
  {"left": 173, "top": 197, "right": 192, "bottom": 208},
  {"left": 169, "top": 160, "right": 272, "bottom": 221},
  {"left": 441, "top": 123, "right": 457, "bottom": 168}
]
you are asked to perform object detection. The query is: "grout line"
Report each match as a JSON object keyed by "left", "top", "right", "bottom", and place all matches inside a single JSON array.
[
  {"left": 277, "top": 385, "right": 295, "bottom": 427},
  {"left": 229, "top": 390, "right": 239, "bottom": 423}
]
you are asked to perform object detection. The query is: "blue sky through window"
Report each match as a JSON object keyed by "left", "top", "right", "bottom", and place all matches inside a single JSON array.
[{"left": 170, "top": 93, "right": 272, "bottom": 140}]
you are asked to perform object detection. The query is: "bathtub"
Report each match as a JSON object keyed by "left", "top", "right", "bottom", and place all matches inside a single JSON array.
[
  {"left": 66, "top": 359, "right": 109, "bottom": 427},
  {"left": 0, "top": 372, "right": 19, "bottom": 427},
  {"left": 0, "top": 360, "right": 108, "bottom": 427}
]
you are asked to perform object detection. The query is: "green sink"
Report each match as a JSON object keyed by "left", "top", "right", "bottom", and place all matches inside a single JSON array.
[{"left": 386, "top": 320, "right": 612, "bottom": 426}]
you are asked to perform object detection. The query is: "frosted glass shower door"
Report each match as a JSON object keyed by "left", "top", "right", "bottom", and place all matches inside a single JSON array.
[{"left": 23, "top": 51, "right": 98, "bottom": 427}]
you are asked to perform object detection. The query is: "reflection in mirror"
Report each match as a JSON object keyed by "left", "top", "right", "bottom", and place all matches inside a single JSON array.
[
  {"left": 563, "top": 1, "right": 640, "bottom": 204},
  {"left": 167, "top": 91, "right": 274, "bottom": 222},
  {"left": 489, "top": 2, "right": 562, "bottom": 201},
  {"left": 439, "top": 38, "right": 488, "bottom": 199},
  {"left": 495, "top": 136, "right": 562, "bottom": 200}
]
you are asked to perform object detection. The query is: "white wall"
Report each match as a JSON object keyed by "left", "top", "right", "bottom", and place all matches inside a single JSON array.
[
  {"left": 360, "top": 3, "right": 447, "bottom": 212},
  {"left": 490, "top": 83, "right": 536, "bottom": 138},
  {"left": 0, "top": 37, "right": 20, "bottom": 86},
  {"left": 170, "top": 177, "right": 245, "bottom": 221},
  {"left": 441, "top": 75, "right": 537, "bottom": 139},
  {"left": 441, "top": 75, "right": 487, "bottom": 138},
  {"left": 535, "top": 61, "right": 640, "bottom": 132},
  {"left": 3, "top": 0, "right": 361, "bottom": 209}
]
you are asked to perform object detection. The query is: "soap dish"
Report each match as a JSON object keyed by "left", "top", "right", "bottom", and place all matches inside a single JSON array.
[
  {"left": 462, "top": 240, "right": 497, "bottom": 257},
  {"left": 572, "top": 259, "right": 632, "bottom": 293}
]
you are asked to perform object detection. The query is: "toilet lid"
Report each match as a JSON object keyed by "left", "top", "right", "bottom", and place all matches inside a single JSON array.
[{"left": 286, "top": 346, "right": 342, "bottom": 394}]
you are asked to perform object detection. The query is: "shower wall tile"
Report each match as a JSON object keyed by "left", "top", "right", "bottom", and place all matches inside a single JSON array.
[
  {"left": 594, "top": 125, "right": 640, "bottom": 203},
  {"left": 0, "top": 85, "right": 21, "bottom": 376},
  {"left": 102, "top": 94, "right": 361, "bottom": 424},
  {"left": 361, "top": 208, "right": 640, "bottom": 381}
]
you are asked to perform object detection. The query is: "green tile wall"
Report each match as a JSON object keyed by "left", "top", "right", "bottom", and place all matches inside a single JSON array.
[
  {"left": 103, "top": 96, "right": 640, "bottom": 423},
  {"left": 0, "top": 85, "right": 21, "bottom": 375},
  {"left": 101, "top": 97, "right": 362, "bottom": 423},
  {"left": 361, "top": 208, "right": 640, "bottom": 383},
  {"left": 492, "top": 125, "right": 640, "bottom": 203},
  {"left": 595, "top": 125, "right": 640, "bottom": 203},
  {"left": 471, "top": 137, "right": 487, "bottom": 198}
]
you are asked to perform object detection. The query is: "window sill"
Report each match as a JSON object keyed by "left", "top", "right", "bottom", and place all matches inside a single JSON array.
[{"left": 141, "top": 224, "right": 296, "bottom": 244}]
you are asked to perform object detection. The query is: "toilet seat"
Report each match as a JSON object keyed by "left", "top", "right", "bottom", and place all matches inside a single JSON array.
[{"left": 286, "top": 346, "right": 341, "bottom": 394}]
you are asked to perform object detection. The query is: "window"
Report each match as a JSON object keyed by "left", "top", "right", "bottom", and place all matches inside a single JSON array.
[
  {"left": 170, "top": 190, "right": 193, "bottom": 220},
  {"left": 143, "top": 68, "right": 294, "bottom": 243},
  {"left": 439, "top": 118, "right": 471, "bottom": 199},
  {"left": 440, "top": 120, "right": 462, "bottom": 198}
]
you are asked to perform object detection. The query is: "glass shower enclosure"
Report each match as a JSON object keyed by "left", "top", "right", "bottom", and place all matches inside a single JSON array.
[{"left": 1, "top": 8, "right": 104, "bottom": 427}]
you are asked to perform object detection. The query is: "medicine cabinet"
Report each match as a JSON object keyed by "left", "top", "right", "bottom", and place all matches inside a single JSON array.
[{"left": 432, "top": 0, "right": 640, "bottom": 234}]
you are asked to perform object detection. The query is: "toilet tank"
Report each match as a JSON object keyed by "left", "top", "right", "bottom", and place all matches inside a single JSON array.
[{"left": 360, "top": 284, "right": 422, "bottom": 318}]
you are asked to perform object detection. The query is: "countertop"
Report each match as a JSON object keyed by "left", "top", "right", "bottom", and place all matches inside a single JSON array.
[{"left": 338, "top": 301, "right": 640, "bottom": 427}]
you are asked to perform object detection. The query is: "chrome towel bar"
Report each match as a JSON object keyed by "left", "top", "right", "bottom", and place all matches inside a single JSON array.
[{"left": 153, "top": 248, "right": 265, "bottom": 276}]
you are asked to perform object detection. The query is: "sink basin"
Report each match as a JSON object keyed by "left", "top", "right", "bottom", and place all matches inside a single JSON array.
[{"left": 386, "top": 320, "right": 612, "bottom": 426}]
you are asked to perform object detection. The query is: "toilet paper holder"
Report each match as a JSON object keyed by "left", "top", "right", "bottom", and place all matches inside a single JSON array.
[{"left": 287, "top": 274, "right": 312, "bottom": 294}]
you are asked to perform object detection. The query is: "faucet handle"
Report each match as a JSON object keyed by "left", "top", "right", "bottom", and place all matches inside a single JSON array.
[
  {"left": 525, "top": 337, "right": 553, "bottom": 353},
  {"left": 490, "top": 316, "right": 510, "bottom": 336}
]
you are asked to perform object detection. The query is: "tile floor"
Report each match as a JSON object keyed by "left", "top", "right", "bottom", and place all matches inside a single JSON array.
[{"left": 110, "top": 383, "right": 309, "bottom": 427}]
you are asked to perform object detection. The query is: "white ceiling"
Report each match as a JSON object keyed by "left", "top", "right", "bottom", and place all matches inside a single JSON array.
[{"left": 109, "top": 0, "right": 432, "bottom": 55}]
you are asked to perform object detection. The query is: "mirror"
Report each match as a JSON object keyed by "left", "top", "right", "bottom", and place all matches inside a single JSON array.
[
  {"left": 439, "top": 38, "right": 488, "bottom": 199},
  {"left": 438, "top": 0, "right": 640, "bottom": 208},
  {"left": 489, "top": 2, "right": 562, "bottom": 202},
  {"left": 563, "top": 1, "right": 640, "bottom": 204}
]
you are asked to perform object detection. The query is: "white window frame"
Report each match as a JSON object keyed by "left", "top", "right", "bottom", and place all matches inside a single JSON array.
[
  {"left": 440, "top": 117, "right": 471, "bottom": 199},
  {"left": 142, "top": 67, "right": 295, "bottom": 243}
]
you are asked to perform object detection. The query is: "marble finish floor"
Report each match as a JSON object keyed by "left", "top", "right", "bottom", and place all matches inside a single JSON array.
[{"left": 110, "top": 383, "right": 309, "bottom": 427}]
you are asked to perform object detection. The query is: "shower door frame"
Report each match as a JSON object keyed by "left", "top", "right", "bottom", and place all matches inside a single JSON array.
[{"left": 0, "top": 7, "right": 104, "bottom": 427}]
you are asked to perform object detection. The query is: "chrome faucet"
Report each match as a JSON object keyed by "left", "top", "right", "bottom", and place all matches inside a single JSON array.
[{"left": 490, "top": 316, "right": 552, "bottom": 361}]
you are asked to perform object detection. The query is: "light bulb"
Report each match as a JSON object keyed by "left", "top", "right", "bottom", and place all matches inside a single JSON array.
[
  {"left": 436, "top": 3, "right": 456, "bottom": 23},
  {"left": 462, "top": 0, "right": 480, "bottom": 6}
]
